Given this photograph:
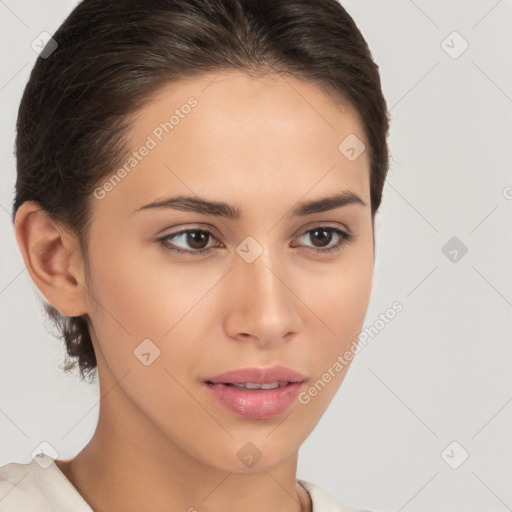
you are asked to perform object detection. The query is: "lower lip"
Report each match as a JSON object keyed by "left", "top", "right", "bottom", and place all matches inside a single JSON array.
[{"left": 205, "top": 382, "right": 303, "bottom": 419}]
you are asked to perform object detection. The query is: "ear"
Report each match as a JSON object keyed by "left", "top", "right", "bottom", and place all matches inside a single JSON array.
[{"left": 13, "top": 201, "right": 88, "bottom": 317}]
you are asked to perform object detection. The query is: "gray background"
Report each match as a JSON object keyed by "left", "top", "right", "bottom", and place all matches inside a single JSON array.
[{"left": 1, "top": 1, "right": 511, "bottom": 511}]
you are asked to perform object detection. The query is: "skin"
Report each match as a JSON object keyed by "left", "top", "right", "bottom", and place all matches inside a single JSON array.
[{"left": 14, "top": 70, "right": 375, "bottom": 512}]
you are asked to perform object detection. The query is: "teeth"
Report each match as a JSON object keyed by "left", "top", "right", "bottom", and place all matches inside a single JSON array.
[{"left": 232, "top": 381, "right": 287, "bottom": 390}]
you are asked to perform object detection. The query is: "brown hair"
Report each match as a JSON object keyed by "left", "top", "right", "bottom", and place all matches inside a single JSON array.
[{"left": 12, "top": 0, "right": 390, "bottom": 382}]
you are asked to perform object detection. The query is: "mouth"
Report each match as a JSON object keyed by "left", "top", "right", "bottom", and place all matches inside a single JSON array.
[
  {"left": 206, "top": 380, "right": 292, "bottom": 390},
  {"left": 204, "top": 365, "right": 306, "bottom": 419}
]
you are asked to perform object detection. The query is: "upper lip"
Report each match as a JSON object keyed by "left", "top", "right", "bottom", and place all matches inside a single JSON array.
[{"left": 206, "top": 365, "right": 306, "bottom": 385}]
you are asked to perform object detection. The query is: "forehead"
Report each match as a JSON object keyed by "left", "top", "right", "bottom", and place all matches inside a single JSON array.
[{"left": 92, "top": 70, "right": 370, "bottom": 220}]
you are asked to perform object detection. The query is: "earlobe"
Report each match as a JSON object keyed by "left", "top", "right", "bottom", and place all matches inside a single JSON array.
[{"left": 13, "top": 201, "right": 88, "bottom": 317}]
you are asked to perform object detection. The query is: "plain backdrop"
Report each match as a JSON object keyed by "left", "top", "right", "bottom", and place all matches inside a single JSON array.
[{"left": 1, "top": 1, "right": 511, "bottom": 511}]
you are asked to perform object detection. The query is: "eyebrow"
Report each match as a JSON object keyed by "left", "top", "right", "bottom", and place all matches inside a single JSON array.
[{"left": 132, "top": 191, "right": 366, "bottom": 219}]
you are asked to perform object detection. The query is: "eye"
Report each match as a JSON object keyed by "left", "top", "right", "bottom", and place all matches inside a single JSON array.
[
  {"left": 157, "top": 225, "right": 353, "bottom": 257},
  {"left": 294, "top": 226, "right": 353, "bottom": 254},
  {"left": 158, "top": 228, "right": 219, "bottom": 256}
]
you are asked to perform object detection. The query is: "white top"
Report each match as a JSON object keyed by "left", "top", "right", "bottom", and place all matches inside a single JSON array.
[{"left": 0, "top": 454, "right": 369, "bottom": 512}]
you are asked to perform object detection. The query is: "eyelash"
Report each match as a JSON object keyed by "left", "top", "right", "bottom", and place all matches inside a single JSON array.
[{"left": 157, "top": 225, "right": 353, "bottom": 257}]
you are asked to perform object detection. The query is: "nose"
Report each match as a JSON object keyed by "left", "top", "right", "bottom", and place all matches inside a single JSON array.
[{"left": 222, "top": 243, "right": 302, "bottom": 347}]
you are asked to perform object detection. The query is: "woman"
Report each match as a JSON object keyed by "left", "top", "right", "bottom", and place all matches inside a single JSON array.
[{"left": 1, "top": 0, "right": 389, "bottom": 510}]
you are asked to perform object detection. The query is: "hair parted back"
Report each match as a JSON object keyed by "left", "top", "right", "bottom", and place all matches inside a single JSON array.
[{"left": 13, "top": 0, "right": 390, "bottom": 382}]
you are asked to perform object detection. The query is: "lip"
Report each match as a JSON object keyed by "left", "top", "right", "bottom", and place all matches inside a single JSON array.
[
  {"left": 204, "top": 365, "right": 306, "bottom": 419},
  {"left": 206, "top": 365, "right": 305, "bottom": 385}
]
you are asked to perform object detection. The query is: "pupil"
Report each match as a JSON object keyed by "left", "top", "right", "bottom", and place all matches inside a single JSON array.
[
  {"left": 312, "top": 228, "right": 332, "bottom": 247},
  {"left": 188, "top": 231, "right": 208, "bottom": 249}
]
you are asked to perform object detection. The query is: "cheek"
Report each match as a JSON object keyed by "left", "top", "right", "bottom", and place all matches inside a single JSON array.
[
  {"left": 310, "top": 236, "right": 373, "bottom": 334},
  {"left": 84, "top": 238, "right": 213, "bottom": 374},
  {"left": 84, "top": 243, "right": 212, "bottom": 427},
  {"left": 292, "top": 250, "right": 373, "bottom": 422},
  {"left": 83, "top": 237, "right": 166, "bottom": 369},
  {"left": 298, "top": 239, "right": 373, "bottom": 391}
]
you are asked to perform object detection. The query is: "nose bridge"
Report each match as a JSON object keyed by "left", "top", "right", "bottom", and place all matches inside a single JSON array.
[{"left": 231, "top": 234, "right": 296, "bottom": 333}]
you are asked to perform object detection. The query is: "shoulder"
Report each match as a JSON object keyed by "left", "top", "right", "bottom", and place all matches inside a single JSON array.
[
  {"left": 0, "top": 455, "right": 91, "bottom": 512},
  {"left": 298, "top": 479, "right": 372, "bottom": 512},
  {"left": 0, "top": 457, "right": 50, "bottom": 511}
]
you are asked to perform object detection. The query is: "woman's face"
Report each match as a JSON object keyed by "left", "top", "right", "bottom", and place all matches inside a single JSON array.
[{"left": 82, "top": 70, "right": 374, "bottom": 471}]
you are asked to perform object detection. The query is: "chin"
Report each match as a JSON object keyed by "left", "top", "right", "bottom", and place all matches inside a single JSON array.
[{"left": 196, "top": 435, "right": 301, "bottom": 474}]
